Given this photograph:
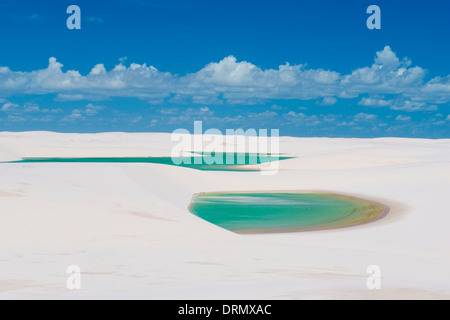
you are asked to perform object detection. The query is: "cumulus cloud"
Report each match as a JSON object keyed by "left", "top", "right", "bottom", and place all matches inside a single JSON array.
[
  {"left": 354, "top": 113, "right": 378, "bottom": 122},
  {"left": 84, "top": 103, "right": 105, "bottom": 116},
  {"left": 283, "top": 112, "right": 322, "bottom": 126},
  {"left": 90, "top": 64, "right": 107, "bottom": 75},
  {"left": 316, "top": 97, "right": 337, "bottom": 106},
  {"left": 62, "top": 104, "right": 105, "bottom": 122},
  {"left": 396, "top": 115, "right": 412, "bottom": 121},
  {"left": 1, "top": 102, "right": 20, "bottom": 112},
  {"left": 1, "top": 101, "right": 41, "bottom": 113},
  {"left": 0, "top": 46, "right": 449, "bottom": 110},
  {"left": 414, "top": 75, "right": 450, "bottom": 104},
  {"left": 178, "top": 56, "right": 340, "bottom": 103},
  {"left": 341, "top": 47, "right": 425, "bottom": 95},
  {"left": 358, "top": 97, "right": 391, "bottom": 107},
  {"left": 390, "top": 100, "right": 437, "bottom": 112},
  {"left": 0, "top": 58, "right": 174, "bottom": 98}
]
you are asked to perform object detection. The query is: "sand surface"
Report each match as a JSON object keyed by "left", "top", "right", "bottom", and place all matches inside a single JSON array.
[{"left": 0, "top": 132, "right": 449, "bottom": 300}]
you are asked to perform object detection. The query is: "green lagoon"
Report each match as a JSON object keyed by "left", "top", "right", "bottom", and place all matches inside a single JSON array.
[
  {"left": 189, "top": 192, "right": 389, "bottom": 233},
  {"left": 10, "top": 153, "right": 291, "bottom": 172}
]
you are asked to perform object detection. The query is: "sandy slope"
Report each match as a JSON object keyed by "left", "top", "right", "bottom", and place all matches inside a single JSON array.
[{"left": 0, "top": 132, "right": 449, "bottom": 300}]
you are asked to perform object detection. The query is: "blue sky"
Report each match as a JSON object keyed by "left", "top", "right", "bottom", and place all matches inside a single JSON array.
[{"left": 0, "top": 0, "right": 449, "bottom": 137}]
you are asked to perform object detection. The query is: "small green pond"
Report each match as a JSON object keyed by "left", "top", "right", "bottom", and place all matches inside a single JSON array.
[{"left": 189, "top": 192, "right": 389, "bottom": 233}]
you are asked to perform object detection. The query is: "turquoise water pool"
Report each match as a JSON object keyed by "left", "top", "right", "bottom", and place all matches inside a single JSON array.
[
  {"left": 8, "top": 153, "right": 292, "bottom": 172},
  {"left": 189, "top": 192, "right": 389, "bottom": 233}
]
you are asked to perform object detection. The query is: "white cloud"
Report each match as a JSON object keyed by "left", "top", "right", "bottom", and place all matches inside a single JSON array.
[
  {"left": 63, "top": 109, "right": 84, "bottom": 122},
  {"left": 341, "top": 47, "right": 425, "bottom": 95},
  {"left": 179, "top": 56, "right": 340, "bottom": 102},
  {"left": 84, "top": 103, "right": 105, "bottom": 116},
  {"left": 0, "top": 47, "right": 448, "bottom": 110},
  {"left": 0, "top": 101, "right": 62, "bottom": 123},
  {"left": 283, "top": 112, "right": 322, "bottom": 126},
  {"left": 413, "top": 75, "right": 450, "bottom": 104},
  {"left": 316, "top": 97, "right": 337, "bottom": 106},
  {"left": 62, "top": 104, "right": 105, "bottom": 122},
  {"left": 396, "top": 115, "right": 412, "bottom": 121},
  {"left": 374, "top": 45, "right": 403, "bottom": 69},
  {"left": 358, "top": 97, "right": 391, "bottom": 107},
  {"left": 130, "top": 116, "right": 142, "bottom": 124},
  {"left": 358, "top": 95, "right": 440, "bottom": 112},
  {"left": 0, "top": 57, "right": 173, "bottom": 97},
  {"left": 354, "top": 113, "right": 378, "bottom": 122},
  {"left": 1, "top": 101, "right": 40, "bottom": 113},
  {"left": 90, "top": 64, "right": 107, "bottom": 75},
  {"left": 7, "top": 115, "right": 26, "bottom": 122},
  {"left": 23, "top": 103, "right": 40, "bottom": 113},
  {"left": 390, "top": 100, "right": 437, "bottom": 112},
  {"left": 199, "top": 107, "right": 213, "bottom": 115},
  {"left": 1, "top": 102, "right": 20, "bottom": 112}
]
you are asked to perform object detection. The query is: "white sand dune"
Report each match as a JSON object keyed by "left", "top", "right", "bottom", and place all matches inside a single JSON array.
[
  {"left": 0, "top": 132, "right": 449, "bottom": 300},
  {"left": 0, "top": 144, "right": 20, "bottom": 162}
]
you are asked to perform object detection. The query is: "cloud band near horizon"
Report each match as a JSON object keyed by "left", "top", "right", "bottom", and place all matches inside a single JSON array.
[{"left": 0, "top": 46, "right": 449, "bottom": 112}]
